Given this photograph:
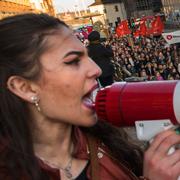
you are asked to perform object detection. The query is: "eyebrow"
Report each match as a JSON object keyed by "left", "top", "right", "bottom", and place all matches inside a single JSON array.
[{"left": 63, "top": 51, "right": 84, "bottom": 58}]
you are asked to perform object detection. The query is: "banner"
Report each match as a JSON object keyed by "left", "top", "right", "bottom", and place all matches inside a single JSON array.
[
  {"left": 139, "top": 21, "right": 147, "bottom": 36},
  {"left": 116, "top": 20, "right": 131, "bottom": 37},
  {"left": 133, "top": 16, "right": 164, "bottom": 37},
  {"left": 162, "top": 30, "right": 180, "bottom": 44},
  {"left": 150, "top": 16, "right": 164, "bottom": 35}
]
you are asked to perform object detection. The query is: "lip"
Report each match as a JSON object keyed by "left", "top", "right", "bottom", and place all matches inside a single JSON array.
[
  {"left": 82, "top": 83, "right": 100, "bottom": 110},
  {"left": 88, "top": 83, "right": 100, "bottom": 95}
]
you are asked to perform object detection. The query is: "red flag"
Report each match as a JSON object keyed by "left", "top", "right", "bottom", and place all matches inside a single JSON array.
[
  {"left": 81, "top": 30, "right": 88, "bottom": 39},
  {"left": 116, "top": 20, "right": 131, "bottom": 37},
  {"left": 150, "top": 16, "right": 164, "bottom": 35},
  {"left": 133, "top": 30, "right": 140, "bottom": 38},
  {"left": 139, "top": 21, "right": 147, "bottom": 36},
  {"left": 116, "top": 22, "right": 124, "bottom": 37},
  {"left": 123, "top": 20, "right": 131, "bottom": 35},
  {"left": 134, "top": 20, "right": 148, "bottom": 37},
  {"left": 86, "top": 26, "right": 93, "bottom": 34}
]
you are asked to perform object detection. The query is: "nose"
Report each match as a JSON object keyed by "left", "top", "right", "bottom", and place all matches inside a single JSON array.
[{"left": 87, "top": 57, "right": 102, "bottom": 78}]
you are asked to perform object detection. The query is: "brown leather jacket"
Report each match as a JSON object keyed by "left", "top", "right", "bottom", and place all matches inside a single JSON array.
[{"left": 0, "top": 127, "right": 141, "bottom": 180}]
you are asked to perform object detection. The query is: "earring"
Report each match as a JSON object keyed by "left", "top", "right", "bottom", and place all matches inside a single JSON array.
[{"left": 31, "top": 96, "right": 41, "bottom": 112}]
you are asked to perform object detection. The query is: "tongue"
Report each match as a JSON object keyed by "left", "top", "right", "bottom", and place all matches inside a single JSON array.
[{"left": 83, "top": 97, "right": 94, "bottom": 108}]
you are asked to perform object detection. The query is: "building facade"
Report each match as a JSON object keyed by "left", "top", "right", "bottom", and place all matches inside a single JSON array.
[
  {"left": 89, "top": 0, "right": 127, "bottom": 28},
  {"left": 123, "top": 0, "right": 163, "bottom": 18},
  {"left": 161, "top": 0, "right": 180, "bottom": 21},
  {"left": 0, "top": 0, "right": 55, "bottom": 19},
  {"left": 0, "top": 0, "right": 32, "bottom": 19},
  {"left": 57, "top": 10, "right": 91, "bottom": 29}
]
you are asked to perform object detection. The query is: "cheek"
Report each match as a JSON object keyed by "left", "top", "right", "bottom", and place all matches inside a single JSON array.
[
  {"left": 39, "top": 82, "right": 78, "bottom": 118},
  {"left": 40, "top": 79, "right": 80, "bottom": 106},
  {"left": 38, "top": 71, "right": 84, "bottom": 108}
]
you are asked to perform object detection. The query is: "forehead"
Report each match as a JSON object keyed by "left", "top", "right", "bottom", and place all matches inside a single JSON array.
[
  {"left": 39, "top": 26, "right": 86, "bottom": 71},
  {"left": 45, "top": 26, "right": 85, "bottom": 54}
]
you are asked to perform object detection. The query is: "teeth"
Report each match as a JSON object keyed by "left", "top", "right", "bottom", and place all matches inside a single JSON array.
[
  {"left": 84, "top": 87, "right": 99, "bottom": 103},
  {"left": 92, "top": 88, "right": 99, "bottom": 102}
]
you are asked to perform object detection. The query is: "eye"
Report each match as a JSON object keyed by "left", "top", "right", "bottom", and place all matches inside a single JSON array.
[{"left": 64, "top": 58, "right": 80, "bottom": 66}]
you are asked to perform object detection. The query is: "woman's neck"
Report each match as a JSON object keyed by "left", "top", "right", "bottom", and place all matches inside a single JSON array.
[
  {"left": 31, "top": 116, "right": 88, "bottom": 179},
  {"left": 32, "top": 116, "right": 73, "bottom": 165}
]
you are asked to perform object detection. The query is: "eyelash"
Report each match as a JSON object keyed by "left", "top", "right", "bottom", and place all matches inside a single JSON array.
[{"left": 64, "top": 58, "right": 80, "bottom": 66}]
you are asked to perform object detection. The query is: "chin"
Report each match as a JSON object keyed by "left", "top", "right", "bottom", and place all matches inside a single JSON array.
[{"left": 81, "top": 115, "right": 98, "bottom": 127}]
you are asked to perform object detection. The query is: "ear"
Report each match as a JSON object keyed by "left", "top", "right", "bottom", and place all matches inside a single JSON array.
[{"left": 7, "top": 76, "right": 39, "bottom": 103}]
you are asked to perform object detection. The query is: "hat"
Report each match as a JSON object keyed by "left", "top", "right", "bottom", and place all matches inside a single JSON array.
[{"left": 88, "top": 31, "right": 100, "bottom": 42}]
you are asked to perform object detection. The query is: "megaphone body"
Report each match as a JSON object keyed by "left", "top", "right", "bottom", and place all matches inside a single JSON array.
[{"left": 95, "top": 80, "right": 180, "bottom": 140}]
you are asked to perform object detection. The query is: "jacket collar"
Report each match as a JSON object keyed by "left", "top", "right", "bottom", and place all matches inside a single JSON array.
[{"left": 72, "top": 126, "right": 90, "bottom": 159}]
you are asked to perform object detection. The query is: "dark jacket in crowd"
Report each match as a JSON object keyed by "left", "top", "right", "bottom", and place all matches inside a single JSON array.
[
  {"left": 87, "top": 31, "right": 114, "bottom": 87},
  {"left": 87, "top": 42, "right": 114, "bottom": 78}
]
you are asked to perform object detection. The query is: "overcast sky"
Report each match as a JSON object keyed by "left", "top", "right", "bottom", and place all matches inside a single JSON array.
[{"left": 53, "top": 0, "right": 95, "bottom": 13}]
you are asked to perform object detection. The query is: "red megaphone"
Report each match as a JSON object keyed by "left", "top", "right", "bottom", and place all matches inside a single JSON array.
[{"left": 95, "top": 80, "right": 180, "bottom": 127}]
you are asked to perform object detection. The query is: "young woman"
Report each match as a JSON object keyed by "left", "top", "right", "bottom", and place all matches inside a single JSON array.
[{"left": 0, "top": 13, "right": 180, "bottom": 180}]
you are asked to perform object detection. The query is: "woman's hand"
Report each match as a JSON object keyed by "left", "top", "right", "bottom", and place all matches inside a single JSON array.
[{"left": 143, "top": 129, "right": 180, "bottom": 180}]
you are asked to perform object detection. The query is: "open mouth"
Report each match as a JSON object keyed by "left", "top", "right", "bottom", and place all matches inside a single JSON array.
[{"left": 82, "top": 85, "right": 100, "bottom": 109}]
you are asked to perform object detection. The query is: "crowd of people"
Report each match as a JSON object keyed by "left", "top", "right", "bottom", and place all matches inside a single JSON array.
[
  {"left": 82, "top": 29, "right": 180, "bottom": 83},
  {"left": 104, "top": 34, "right": 180, "bottom": 82}
]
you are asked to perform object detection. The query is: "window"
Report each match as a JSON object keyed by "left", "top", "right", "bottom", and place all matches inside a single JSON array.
[
  {"left": 109, "top": 23, "right": 113, "bottom": 27},
  {"left": 114, "top": 5, "right": 119, "bottom": 12},
  {"left": 117, "top": 17, "right": 121, "bottom": 23}
]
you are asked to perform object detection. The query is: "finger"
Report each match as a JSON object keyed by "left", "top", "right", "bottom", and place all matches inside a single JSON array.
[
  {"left": 146, "top": 129, "right": 174, "bottom": 153},
  {"left": 153, "top": 133, "right": 180, "bottom": 157},
  {"left": 161, "top": 149, "right": 180, "bottom": 167},
  {"left": 171, "top": 161, "right": 180, "bottom": 179}
]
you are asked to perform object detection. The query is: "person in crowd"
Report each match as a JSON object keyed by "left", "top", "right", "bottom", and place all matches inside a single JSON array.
[
  {"left": 87, "top": 31, "right": 114, "bottom": 87},
  {"left": 1, "top": 13, "right": 180, "bottom": 180},
  {"left": 154, "top": 71, "right": 164, "bottom": 81},
  {"left": 145, "top": 62, "right": 155, "bottom": 79}
]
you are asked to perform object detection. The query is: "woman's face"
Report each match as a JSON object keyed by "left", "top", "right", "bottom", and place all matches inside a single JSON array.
[{"left": 35, "top": 26, "right": 102, "bottom": 127}]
